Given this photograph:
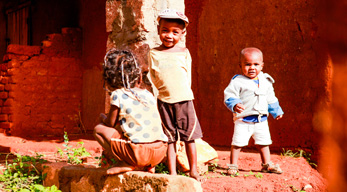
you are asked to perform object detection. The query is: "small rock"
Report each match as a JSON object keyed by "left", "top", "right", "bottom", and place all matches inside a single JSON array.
[{"left": 304, "top": 184, "right": 313, "bottom": 190}]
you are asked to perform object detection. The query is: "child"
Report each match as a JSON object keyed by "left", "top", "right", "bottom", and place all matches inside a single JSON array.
[
  {"left": 94, "top": 49, "right": 168, "bottom": 175},
  {"left": 148, "top": 9, "right": 203, "bottom": 181},
  {"left": 224, "top": 47, "right": 284, "bottom": 176}
]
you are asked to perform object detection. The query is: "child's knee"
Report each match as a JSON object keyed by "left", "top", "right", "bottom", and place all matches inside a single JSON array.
[{"left": 93, "top": 123, "right": 104, "bottom": 135}]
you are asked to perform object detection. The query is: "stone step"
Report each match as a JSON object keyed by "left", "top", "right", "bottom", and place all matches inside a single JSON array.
[{"left": 43, "top": 162, "right": 202, "bottom": 192}]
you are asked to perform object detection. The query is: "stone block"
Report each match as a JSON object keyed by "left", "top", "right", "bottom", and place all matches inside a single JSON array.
[
  {"left": 0, "top": 114, "right": 8, "bottom": 122},
  {"left": 0, "top": 85, "right": 4, "bottom": 91},
  {"left": 2, "top": 107, "right": 13, "bottom": 114},
  {"left": 6, "top": 44, "right": 41, "bottom": 56},
  {"left": 7, "top": 60, "right": 21, "bottom": 68},
  {"left": 1, "top": 77, "right": 9, "bottom": 84},
  {"left": 7, "top": 69, "right": 14, "bottom": 76},
  {"left": 1, "top": 64, "right": 7, "bottom": 71},
  {"left": 4, "top": 85, "right": 11, "bottom": 91},
  {"left": 42, "top": 162, "right": 69, "bottom": 188},
  {"left": 8, "top": 92, "right": 14, "bottom": 98},
  {"left": 3, "top": 54, "right": 30, "bottom": 62},
  {"left": 0, "top": 122, "right": 12, "bottom": 129},
  {"left": 0, "top": 92, "right": 8, "bottom": 99},
  {"left": 4, "top": 99, "right": 13, "bottom": 106},
  {"left": 43, "top": 163, "right": 202, "bottom": 192}
]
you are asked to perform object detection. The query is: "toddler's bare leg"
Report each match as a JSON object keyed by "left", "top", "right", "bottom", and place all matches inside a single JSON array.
[
  {"left": 230, "top": 145, "right": 242, "bottom": 165},
  {"left": 227, "top": 145, "right": 242, "bottom": 176},
  {"left": 167, "top": 142, "right": 177, "bottom": 175},
  {"left": 258, "top": 145, "right": 271, "bottom": 164}
]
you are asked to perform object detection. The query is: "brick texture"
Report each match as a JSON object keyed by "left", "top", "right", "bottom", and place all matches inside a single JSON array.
[{"left": 2, "top": 28, "right": 83, "bottom": 137}]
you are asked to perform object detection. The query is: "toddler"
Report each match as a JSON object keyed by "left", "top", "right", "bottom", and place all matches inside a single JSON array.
[
  {"left": 148, "top": 9, "right": 203, "bottom": 181},
  {"left": 224, "top": 47, "right": 284, "bottom": 176},
  {"left": 94, "top": 49, "right": 168, "bottom": 175}
]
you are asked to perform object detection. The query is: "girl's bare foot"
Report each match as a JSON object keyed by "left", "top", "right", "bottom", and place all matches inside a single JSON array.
[
  {"left": 147, "top": 166, "right": 156, "bottom": 173},
  {"left": 106, "top": 161, "right": 135, "bottom": 175}
]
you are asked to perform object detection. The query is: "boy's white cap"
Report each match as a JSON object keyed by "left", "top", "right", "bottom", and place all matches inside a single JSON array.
[{"left": 157, "top": 9, "right": 189, "bottom": 27}]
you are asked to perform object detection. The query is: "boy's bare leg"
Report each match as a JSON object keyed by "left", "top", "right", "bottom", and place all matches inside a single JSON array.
[
  {"left": 185, "top": 140, "right": 202, "bottom": 181},
  {"left": 167, "top": 142, "right": 177, "bottom": 175}
]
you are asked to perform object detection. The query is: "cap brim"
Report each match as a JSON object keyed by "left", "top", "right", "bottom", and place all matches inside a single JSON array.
[{"left": 157, "top": 16, "right": 189, "bottom": 25}]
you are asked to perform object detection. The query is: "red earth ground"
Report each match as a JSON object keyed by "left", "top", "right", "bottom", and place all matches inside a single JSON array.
[{"left": 0, "top": 133, "right": 327, "bottom": 192}]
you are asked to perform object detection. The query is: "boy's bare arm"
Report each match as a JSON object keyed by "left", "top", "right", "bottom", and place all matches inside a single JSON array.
[{"left": 233, "top": 103, "right": 245, "bottom": 113}]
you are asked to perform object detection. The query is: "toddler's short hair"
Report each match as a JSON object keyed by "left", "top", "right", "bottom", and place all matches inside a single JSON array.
[
  {"left": 240, "top": 47, "right": 263, "bottom": 61},
  {"left": 103, "top": 49, "right": 141, "bottom": 90}
]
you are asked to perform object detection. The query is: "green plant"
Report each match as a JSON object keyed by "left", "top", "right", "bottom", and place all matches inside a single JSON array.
[
  {"left": 154, "top": 163, "right": 189, "bottom": 176},
  {"left": 289, "top": 184, "right": 306, "bottom": 192},
  {"left": 255, "top": 172, "right": 263, "bottom": 179},
  {"left": 208, "top": 163, "right": 218, "bottom": 173},
  {"left": 56, "top": 132, "right": 91, "bottom": 165},
  {"left": 281, "top": 148, "right": 317, "bottom": 168},
  {"left": 155, "top": 163, "right": 169, "bottom": 174},
  {"left": 0, "top": 153, "right": 61, "bottom": 192},
  {"left": 177, "top": 170, "right": 188, "bottom": 177},
  {"left": 281, "top": 149, "right": 300, "bottom": 157},
  {"left": 244, "top": 171, "right": 254, "bottom": 177}
]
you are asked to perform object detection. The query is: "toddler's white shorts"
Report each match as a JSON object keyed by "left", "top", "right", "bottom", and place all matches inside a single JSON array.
[{"left": 232, "top": 119, "right": 272, "bottom": 147}]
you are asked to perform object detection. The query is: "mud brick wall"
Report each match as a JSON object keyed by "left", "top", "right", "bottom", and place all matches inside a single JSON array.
[{"left": 1, "top": 28, "right": 83, "bottom": 137}]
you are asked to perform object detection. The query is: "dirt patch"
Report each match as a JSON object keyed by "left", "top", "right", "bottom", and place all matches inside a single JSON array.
[
  {"left": 0, "top": 134, "right": 327, "bottom": 192},
  {"left": 202, "top": 150, "right": 327, "bottom": 192}
]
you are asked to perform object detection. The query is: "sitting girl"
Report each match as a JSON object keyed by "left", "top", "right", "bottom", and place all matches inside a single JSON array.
[{"left": 94, "top": 49, "right": 168, "bottom": 174}]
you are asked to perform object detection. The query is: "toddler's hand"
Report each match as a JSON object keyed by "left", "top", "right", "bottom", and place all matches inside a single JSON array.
[
  {"left": 233, "top": 103, "right": 245, "bottom": 113},
  {"left": 275, "top": 114, "right": 283, "bottom": 120}
]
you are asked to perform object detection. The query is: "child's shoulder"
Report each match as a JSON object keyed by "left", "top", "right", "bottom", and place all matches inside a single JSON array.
[
  {"left": 261, "top": 72, "right": 275, "bottom": 83},
  {"left": 231, "top": 74, "right": 249, "bottom": 82},
  {"left": 232, "top": 74, "right": 242, "bottom": 80},
  {"left": 151, "top": 46, "right": 187, "bottom": 53}
]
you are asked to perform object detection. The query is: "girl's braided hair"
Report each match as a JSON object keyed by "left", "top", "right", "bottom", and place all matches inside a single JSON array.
[{"left": 103, "top": 49, "right": 141, "bottom": 91}]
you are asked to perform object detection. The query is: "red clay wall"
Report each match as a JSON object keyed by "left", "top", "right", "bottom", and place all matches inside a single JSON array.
[
  {"left": 186, "top": 0, "right": 330, "bottom": 152},
  {"left": 1, "top": 28, "right": 83, "bottom": 137},
  {"left": 80, "top": 0, "right": 108, "bottom": 132}
]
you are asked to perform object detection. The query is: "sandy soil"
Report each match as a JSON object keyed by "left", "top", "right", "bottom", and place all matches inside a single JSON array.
[{"left": 0, "top": 133, "right": 327, "bottom": 192}]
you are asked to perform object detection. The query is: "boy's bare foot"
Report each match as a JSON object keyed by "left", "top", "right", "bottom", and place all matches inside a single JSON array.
[{"left": 190, "top": 172, "right": 205, "bottom": 182}]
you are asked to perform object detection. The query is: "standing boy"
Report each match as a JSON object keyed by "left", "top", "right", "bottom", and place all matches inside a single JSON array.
[
  {"left": 148, "top": 9, "right": 203, "bottom": 181},
  {"left": 224, "top": 47, "right": 284, "bottom": 176}
]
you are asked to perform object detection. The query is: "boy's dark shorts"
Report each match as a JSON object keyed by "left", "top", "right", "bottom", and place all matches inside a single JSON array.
[{"left": 157, "top": 99, "right": 203, "bottom": 143}]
